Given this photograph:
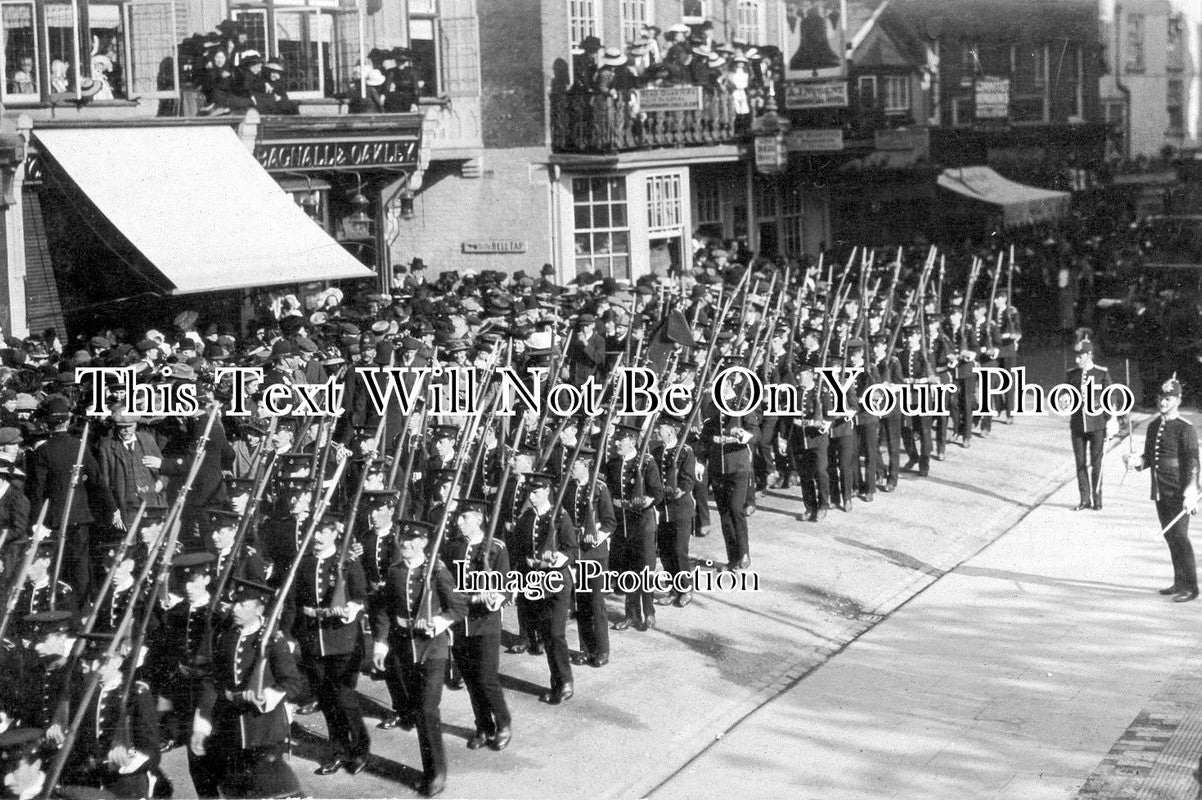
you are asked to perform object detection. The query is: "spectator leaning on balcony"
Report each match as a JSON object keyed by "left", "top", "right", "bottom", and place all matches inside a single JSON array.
[
  {"left": 216, "top": 18, "right": 255, "bottom": 68},
  {"left": 384, "top": 48, "right": 420, "bottom": 112},
  {"left": 595, "top": 49, "right": 636, "bottom": 97},
  {"left": 722, "top": 54, "right": 752, "bottom": 128},
  {"left": 571, "top": 35, "right": 603, "bottom": 93},
  {"left": 256, "top": 59, "right": 300, "bottom": 115}
]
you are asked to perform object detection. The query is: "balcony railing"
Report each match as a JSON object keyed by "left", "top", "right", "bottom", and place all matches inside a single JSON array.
[{"left": 551, "top": 88, "right": 744, "bottom": 154}]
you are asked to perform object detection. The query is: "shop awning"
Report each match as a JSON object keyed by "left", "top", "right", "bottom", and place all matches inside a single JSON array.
[
  {"left": 937, "top": 166, "right": 1070, "bottom": 228},
  {"left": 33, "top": 126, "right": 374, "bottom": 294}
]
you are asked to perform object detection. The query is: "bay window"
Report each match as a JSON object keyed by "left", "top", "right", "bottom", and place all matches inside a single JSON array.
[{"left": 1, "top": 0, "right": 176, "bottom": 105}]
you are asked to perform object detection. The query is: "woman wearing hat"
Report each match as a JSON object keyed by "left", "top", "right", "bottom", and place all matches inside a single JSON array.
[{"left": 721, "top": 54, "right": 753, "bottom": 130}]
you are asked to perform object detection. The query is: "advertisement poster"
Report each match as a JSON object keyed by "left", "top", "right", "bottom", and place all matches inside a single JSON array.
[{"left": 785, "top": 0, "right": 848, "bottom": 81}]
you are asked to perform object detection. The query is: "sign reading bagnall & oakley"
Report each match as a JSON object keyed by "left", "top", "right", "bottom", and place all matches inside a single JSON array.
[{"left": 255, "top": 140, "right": 419, "bottom": 171}]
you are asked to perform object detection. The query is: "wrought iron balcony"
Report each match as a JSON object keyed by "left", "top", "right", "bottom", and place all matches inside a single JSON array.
[{"left": 550, "top": 87, "right": 745, "bottom": 154}]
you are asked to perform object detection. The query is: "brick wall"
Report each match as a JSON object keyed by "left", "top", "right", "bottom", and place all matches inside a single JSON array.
[
  {"left": 480, "top": 0, "right": 546, "bottom": 148},
  {"left": 390, "top": 147, "right": 552, "bottom": 275}
]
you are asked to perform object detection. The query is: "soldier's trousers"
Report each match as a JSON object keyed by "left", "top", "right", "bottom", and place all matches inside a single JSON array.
[
  {"left": 396, "top": 656, "right": 447, "bottom": 781},
  {"left": 1157, "top": 497, "right": 1198, "bottom": 593},
  {"left": 877, "top": 413, "right": 902, "bottom": 483},
  {"left": 794, "top": 446, "right": 829, "bottom": 511},
  {"left": 754, "top": 418, "right": 778, "bottom": 491},
  {"left": 514, "top": 596, "right": 542, "bottom": 649},
  {"left": 575, "top": 546, "right": 610, "bottom": 658},
  {"left": 903, "top": 416, "right": 932, "bottom": 473},
  {"left": 855, "top": 420, "right": 879, "bottom": 498},
  {"left": 215, "top": 742, "right": 301, "bottom": 799},
  {"left": 996, "top": 355, "right": 1017, "bottom": 415},
  {"left": 64, "top": 523, "right": 92, "bottom": 601},
  {"left": 304, "top": 651, "right": 370, "bottom": 760},
  {"left": 711, "top": 472, "right": 751, "bottom": 565},
  {"left": 693, "top": 464, "right": 712, "bottom": 531},
  {"left": 954, "top": 375, "right": 976, "bottom": 444},
  {"left": 657, "top": 506, "right": 694, "bottom": 591},
  {"left": 451, "top": 634, "right": 511, "bottom": 736},
  {"left": 1071, "top": 429, "right": 1105, "bottom": 506},
  {"left": 827, "top": 434, "right": 856, "bottom": 507},
  {"left": 536, "top": 572, "right": 574, "bottom": 690}
]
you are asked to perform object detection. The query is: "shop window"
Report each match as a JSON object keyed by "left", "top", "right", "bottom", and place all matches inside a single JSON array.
[
  {"left": 1168, "top": 78, "right": 1184, "bottom": 134},
  {"left": 569, "top": 0, "right": 598, "bottom": 47},
  {"left": 694, "top": 181, "right": 721, "bottom": 227},
  {"left": 1125, "top": 13, "right": 1145, "bottom": 73},
  {"left": 882, "top": 75, "right": 908, "bottom": 113},
  {"left": 1, "top": 2, "right": 38, "bottom": 102},
  {"left": 573, "top": 176, "right": 630, "bottom": 279},
  {"left": 620, "top": 0, "right": 650, "bottom": 45},
  {"left": 1168, "top": 15, "right": 1184, "bottom": 72},
  {"left": 681, "top": 0, "right": 707, "bottom": 25},
  {"left": 45, "top": 2, "right": 77, "bottom": 94},
  {"left": 735, "top": 0, "right": 762, "bottom": 45},
  {"left": 646, "top": 173, "right": 683, "bottom": 231}
]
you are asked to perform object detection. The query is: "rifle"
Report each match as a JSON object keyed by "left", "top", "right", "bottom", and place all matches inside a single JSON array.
[
  {"left": 50, "top": 420, "right": 90, "bottom": 610},
  {"left": 986, "top": 251, "right": 1004, "bottom": 327},
  {"left": 329, "top": 414, "right": 389, "bottom": 609},
  {"left": 392, "top": 400, "right": 431, "bottom": 522},
  {"left": 418, "top": 387, "right": 498, "bottom": 627},
  {"left": 0, "top": 500, "right": 49, "bottom": 644},
  {"left": 1121, "top": 358, "right": 1134, "bottom": 486},
  {"left": 481, "top": 414, "right": 528, "bottom": 573},
  {"left": 253, "top": 454, "right": 348, "bottom": 697}
]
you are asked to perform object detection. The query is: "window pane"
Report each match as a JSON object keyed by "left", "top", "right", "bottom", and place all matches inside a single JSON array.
[
  {"left": 3, "top": 4, "right": 37, "bottom": 96},
  {"left": 610, "top": 202, "right": 626, "bottom": 227},
  {"left": 574, "top": 205, "right": 591, "bottom": 229},
  {"left": 88, "top": 3, "right": 124, "bottom": 98},
  {"left": 410, "top": 17, "right": 436, "bottom": 97},
  {"left": 592, "top": 204, "right": 610, "bottom": 228},
  {"left": 573, "top": 179, "right": 590, "bottom": 202},
  {"left": 575, "top": 233, "right": 591, "bottom": 255},
  {"left": 611, "top": 231, "right": 629, "bottom": 253},
  {"left": 126, "top": 1, "right": 176, "bottom": 95},
  {"left": 234, "top": 10, "right": 268, "bottom": 55},
  {"left": 608, "top": 177, "right": 625, "bottom": 201},
  {"left": 611, "top": 254, "right": 630, "bottom": 279},
  {"left": 275, "top": 9, "right": 326, "bottom": 94},
  {"left": 46, "top": 3, "right": 76, "bottom": 93}
]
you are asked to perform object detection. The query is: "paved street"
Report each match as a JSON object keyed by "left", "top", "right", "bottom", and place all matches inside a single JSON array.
[{"left": 163, "top": 344, "right": 1178, "bottom": 799}]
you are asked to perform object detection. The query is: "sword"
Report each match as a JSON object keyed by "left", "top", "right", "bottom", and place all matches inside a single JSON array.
[{"left": 1159, "top": 506, "right": 1192, "bottom": 536}]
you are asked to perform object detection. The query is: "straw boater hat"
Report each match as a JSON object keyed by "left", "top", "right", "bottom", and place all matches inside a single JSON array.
[{"left": 602, "top": 47, "right": 627, "bottom": 67}]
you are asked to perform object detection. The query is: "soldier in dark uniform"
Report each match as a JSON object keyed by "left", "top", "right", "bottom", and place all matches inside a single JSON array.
[
  {"left": 926, "top": 315, "right": 956, "bottom": 461},
  {"left": 966, "top": 300, "right": 999, "bottom": 436},
  {"left": 146, "top": 552, "right": 216, "bottom": 793},
  {"left": 993, "top": 290, "right": 1023, "bottom": 423},
  {"left": 698, "top": 373, "right": 758, "bottom": 568},
  {"left": 61, "top": 633, "right": 161, "bottom": 799},
  {"left": 564, "top": 444, "right": 615, "bottom": 667},
  {"left": 13, "top": 611, "right": 75, "bottom": 734},
  {"left": 498, "top": 447, "right": 538, "bottom": 654},
  {"left": 371, "top": 520, "right": 467, "bottom": 798},
  {"left": 790, "top": 365, "right": 831, "bottom": 521},
  {"left": 1126, "top": 377, "right": 1201, "bottom": 602},
  {"left": 207, "top": 508, "right": 267, "bottom": 595},
  {"left": 898, "top": 324, "right": 935, "bottom": 477},
  {"left": 944, "top": 306, "right": 975, "bottom": 449},
  {"left": 284, "top": 513, "right": 370, "bottom": 776},
  {"left": 443, "top": 500, "right": 512, "bottom": 750},
  {"left": 824, "top": 356, "right": 858, "bottom": 512},
  {"left": 605, "top": 425, "right": 663, "bottom": 629},
  {"left": 511, "top": 473, "right": 577, "bottom": 702},
  {"left": 652, "top": 416, "right": 696, "bottom": 605},
  {"left": 1067, "top": 339, "right": 1114, "bottom": 511},
  {"left": 87, "top": 533, "right": 148, "bottom": 636},
  {"left": 260, "top": 477, "right": 313, "bottom": 586},
  {"left": 847, "top": 340, "right": 879, "bottom": 502},
  {"left": 0, "top": 726, "right": 118, "bottom": 800},
  {"left": 870, "top": 335, "right": 903, "bottom": 491},
  {"left": 357, "top": 490, "right": 408, "bottom": 730},
  {"left": 565, "top": 313, "right": 607, "bottom": 388},
  {"left": 14, "top": 538, "right": 78, "bottom": 637},
  {"left": 192, "top": 578, "right": 303, "bottom": 799},
  {"left": 25, "top": 394, "right": 116, "bottom": 602}
]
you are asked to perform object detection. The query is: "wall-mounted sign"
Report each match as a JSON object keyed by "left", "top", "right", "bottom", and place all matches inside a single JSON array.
[
  {"left": 635, "top": 86, "right": 703, "bottom": 113},
  {"left": 255, "top": 140, "right": 418, "bottom": 171},
  {"left": 462, "top": 240, "right": 528, "bottom": 254},
  {"left": 755, "top": 134, "right": 787, "bottom": 175},
  {"left": 784, "top": 80, "right": 849, "bottom": 109},
  {"left": 785, "top": 128, "right": 844, "bottom": 152},
  {"left": 873, "top": 127, "right": 930, "bottom": 155},
  {"left": 974, "top": 77, "right": 1010, "bottom": 120}
]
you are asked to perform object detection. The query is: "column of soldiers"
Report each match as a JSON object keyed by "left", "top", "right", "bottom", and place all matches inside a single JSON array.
[{"left": 0, "top": 245, "right": 1024, "bottom": 799}]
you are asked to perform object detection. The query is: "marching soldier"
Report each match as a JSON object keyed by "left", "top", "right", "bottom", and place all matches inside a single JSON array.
[
  {"left": 1125, "top": 376, "right": 1200, "bottom": 602},
  {"left": 790, "top": 365, "right": 831, "bottom": 521},
  {"left": 357, "top": 490, "right": 409, "bottom": 731},
  {"left": 284, "top": 513, "right": 370, "bottom": 776},
  {"left": 847, "top": 340, "right": 879, "bottom": 502},
  {"left": 192, "top": 578, "right": 303, "bottom": 799},
  {"left": 824, "top": 356, "right": 858, "bottom": 512},
  {"left": 1066, "top": 339, "right": 1114, "bottom": 511},
  {"left": 652, "top": 416, "right": 696, "bottom": 606},
  {"left": 870, "top": 335, "right": 903, "bottom": 491},
  {"left": 443, "top": 500, "right": 512, "bottom": 750},
  {"left": 966, "top": 299, "right": 999, "bottom": 436},
  {"left": 926, "top": 314, "right": 956, "bottom": 461},
  {"left": 945, "top": 306, "right": 976, "bottom": 449},
  {"left": 993, "top": 290, "right": 1022, "bottom": 423},
  {"left": 371, "top": 520, "right": 467, "bottom": 798},
  {"left": 698, "top": 373, "right": 758, "bottom": 569},
  {"left": 564, "top": 444, "right": 615, "bottom": 667},
  {"left": 898, "top": 324, "right": 935, "bottom": 478},
  {"left": 511, "top": 473, "right": 577, "bottom": 703},
  {"left": 605, "top": 425, "right": 662, "bottom": 629}
]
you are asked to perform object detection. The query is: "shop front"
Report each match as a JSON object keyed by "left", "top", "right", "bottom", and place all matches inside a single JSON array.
[{"left": 15, "top": 115, "right": 398, "bottom": 338}]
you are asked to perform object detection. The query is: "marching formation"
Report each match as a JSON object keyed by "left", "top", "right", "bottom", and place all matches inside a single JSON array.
[{"left": 0, "top": 243, "right": 1026, "bottom": 800}]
